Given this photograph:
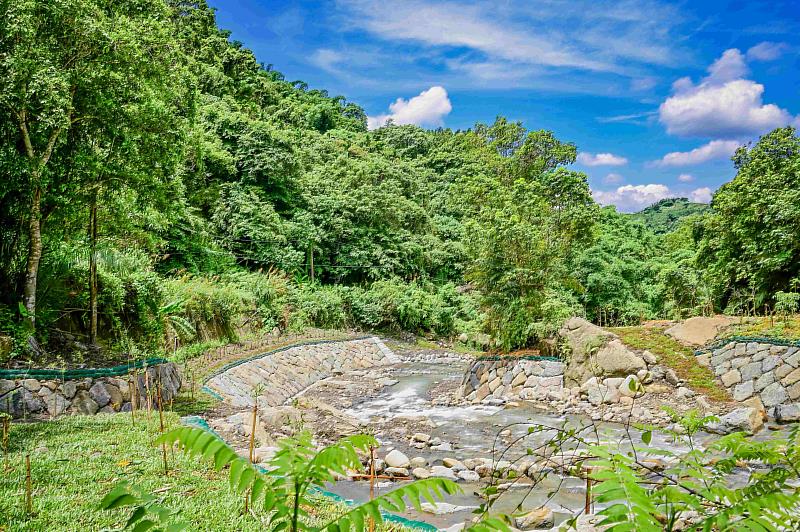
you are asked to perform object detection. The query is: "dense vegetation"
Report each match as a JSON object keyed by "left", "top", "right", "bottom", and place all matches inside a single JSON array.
[
  {"left": 630, "top": 198, "right": 709, "bottom": 235},
  {"left": 1, "top": 0, "right": 799, "bottom": 362}
]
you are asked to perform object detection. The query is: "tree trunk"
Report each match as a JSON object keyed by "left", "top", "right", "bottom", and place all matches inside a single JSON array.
[
  {"left": 23, "top": 183, "right": 42, "bottom": 330},
  {"left": 89, "top": 190, "right": 98, "bottom": 345}
]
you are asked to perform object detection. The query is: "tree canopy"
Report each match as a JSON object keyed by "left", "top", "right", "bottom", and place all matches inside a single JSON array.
[{"left": 1, "top": 0, "right": 798, "bottom": 361}]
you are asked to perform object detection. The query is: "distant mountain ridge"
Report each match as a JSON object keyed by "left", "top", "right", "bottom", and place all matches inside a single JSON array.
[{"left": 630, "top": 198, "right": 710, "bottom": 234}]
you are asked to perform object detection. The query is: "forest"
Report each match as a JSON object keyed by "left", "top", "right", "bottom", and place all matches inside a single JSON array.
[{"left": 1, "top": 0, "right": 799, "bottom": 363}]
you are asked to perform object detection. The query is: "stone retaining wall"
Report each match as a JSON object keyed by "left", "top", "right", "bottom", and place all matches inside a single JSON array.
[
  {"left": 0, "top": 362, "right": 181, "bottom": 419},
  {"left": 457, "top": 357, "right": 565, "bottom": 403},
  {"left": 205, "top": 337, "right": 399, "bottom": 408},
  {"left": 699, "top": 340, "right": 800, "bottom": 421}
]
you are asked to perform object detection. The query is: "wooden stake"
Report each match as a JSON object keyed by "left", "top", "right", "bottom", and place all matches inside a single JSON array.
[
  {"left": 368, "top": 446, "right": 376, "bottom": 532},
  {"left": 1, "top": 416, "right": 9, "bottom": 472},
  {"left": 245, "top": 399, "right": 258, "bottom": 513},
  {"left": 156, "top": 379, "right": 168, "bottom": 475},
  {"left": 584, "top": 466, "right": 592, "bottom": 515},
  {"left": 25, "top": 454, "right": 32, "bottom": 515},
  {"left": 129, "top": 372, "right": 137, "bottom": 425}
]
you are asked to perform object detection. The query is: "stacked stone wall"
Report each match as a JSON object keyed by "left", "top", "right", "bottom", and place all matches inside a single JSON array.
[
  {"left": 699, "top": 340, "right": 800, "bottom": 420},
  {"left": 458, "top": 357, "right": 565, "bottom": 403},
  {"left": 0, "top": 362, "right": 181, "bottom": 419}
]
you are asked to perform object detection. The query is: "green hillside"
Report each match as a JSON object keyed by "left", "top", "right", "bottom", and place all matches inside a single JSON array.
[{"left": 631, "top": 198, "right": 710, "bottom": 234}]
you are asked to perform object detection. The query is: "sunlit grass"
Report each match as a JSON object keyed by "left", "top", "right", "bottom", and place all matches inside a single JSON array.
[{"left": 612, "top": 326, "right": 730, "bottom": 402}]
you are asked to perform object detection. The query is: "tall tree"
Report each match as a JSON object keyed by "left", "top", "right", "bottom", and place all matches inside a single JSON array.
[
  {"left": 0, "top": 0, "right": 189, "bottom": 332},
  {"left": 698, "top": 127, "right": 800, "bottom": 309}
]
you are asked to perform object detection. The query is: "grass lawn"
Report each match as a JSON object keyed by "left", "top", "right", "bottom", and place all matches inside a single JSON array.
[
  {"left": 0, "top": 412, "right": 407, "bottom": 532},
  {"left": 612, "top": 326, "right": 731, "bottom": 402}
]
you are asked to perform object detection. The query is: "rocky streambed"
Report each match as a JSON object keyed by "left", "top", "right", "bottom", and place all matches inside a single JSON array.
[{"left": 204, "top": 341, "right": 771, "bottom": 531}]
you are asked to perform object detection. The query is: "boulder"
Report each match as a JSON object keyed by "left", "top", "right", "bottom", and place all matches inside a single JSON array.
[
  {"left": 559, "top": 317, "right": 615, "bottom": 386},
  {"left": 515, "top": 507, "right": 555, "bottom": 530},
  {"left": 89, "top": 382, "right": 112, "bottom": 408},
  {"left": 705, "top": 407, "right": 763, "bottom": 435},
  {"left": 457, "top": 469, "right": 480, "bottom": 482},
  {"left": 775, "top": 403, "right": 800, "bottom": 422},
  {"left": 430, "top": 465, "right": 458, "bottom": 481},
  {"left": 442, "top": 458, "right": 466, "bottom": 471},
  {"left": 409, "top": 456, "right": 428, "bottom": 468},
  {"left": 665, "top": 316, "right": 734, "bottom": 346},
  {"left": 411, "top": 467, "right": 430, "bottom": 479},
  {"left": 384, "top": 449, "right": 410, "bottom": 468},
  {"left": 761, "top": 382, "right": 788, "bottom": 408},
  {"left": 72, "top": 390, "right": 99, "bottom": 415},
  {"left": 385, "top": 467, "right": 409, "bottom": 477}
]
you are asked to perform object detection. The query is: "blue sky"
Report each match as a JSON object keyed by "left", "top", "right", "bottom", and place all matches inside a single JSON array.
[{"left": 209, "top": 0, "right": 800, "bottom": 211}]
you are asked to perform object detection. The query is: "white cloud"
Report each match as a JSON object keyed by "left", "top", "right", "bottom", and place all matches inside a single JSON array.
[
  {"left": 603, "top": 173, "right": 624, "bottom": 184},
  {"left": 654, "top": 140, "right": 740, "bottom": 167},
  {"left": 367, "top": 86, "right": 452, "bottom": 130},
  {"left": 690, "top": 187, "right": 713, "bottom": 203},
  {"left": 706, "top": 49, "right": 748, "bottom": 83},
  {"left": 746, "top": 41, "right": 788, "bottom": 62},
  {"left": 337, "top": 0, "right": 685, "bottom": 90},
  {"left": 309, "top": 49, "right": 345, "bottom": 74},
  {"left": 658, "top": 48, "right": 798, "bottom": 138},
  {"left": 593, "top": 184, "right": 674, "bottom": 212},
  {"left": 677, "top": 173, "right": 694, "bottom": 182},
  {"left": 577, "top": 152, "right": 628, "bottom": 166}
]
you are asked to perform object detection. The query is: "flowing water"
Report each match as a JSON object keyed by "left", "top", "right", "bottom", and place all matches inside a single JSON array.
[
  {"left": 324, "top": 359, "right": 779, "bottom": 529},
  {"left": 324, "top": 361, "right": 680, "bottom": 529}
]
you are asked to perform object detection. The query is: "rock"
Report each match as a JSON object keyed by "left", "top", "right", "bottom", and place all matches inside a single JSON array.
[
  {"left": 411, "top": 467, "right": 430, "bottom": 479},
  {"left": 409, "top": 456, "right": 428, "bottom": 468},
  {"left": 559, "top": 317, "right": 615, "bottom": 386},
  {"left": 60, "top": 381, "right": 77, "bottom": 399},
  {"left": 664, "top": 368, "right": 681, "bottom": 386},
  {"left": 463, "top": 458, "right": 482, "bottom": 470},
  {"left": 706, "top": 407, "right": 763, "bottom": 435},
  {"left": 775, "top": 403, "right": 800, "bottom": 422},
  {"left": 457, "top": 469, "right": 480, "bottom": 482},
  {"left": 88, "top": 382, "right": 112, "bottom": 408},
  {"left": 430, "top": 465, "right": 458, "bottom": 481},
  {"left": 411, "top": 432, "right": 430, "bottom": 443},
  {"left": 761, "top": 382, "right": 788, "bottom": 408},
  {"left": 384, "top": 449, "right": 410, "bottom": 468},
  {"left": 515, "top": 507, "right": 555, "bottom": 530},
  {"left": 22, "top": 379, "right": 41, "bottom": 392},
  {"left": 694, "top": 395, "right": 711, "bottom": 412},
  {"left": 733, "top": 380, "right": 754, "bottom": 401},
  {"left": 720, "top": 369, "right": 742, "bottom": 387},
  {"left": 72, "top": 390, "right": 99, "bottom": 415},
  {"left": 443, "top": 458, "right": 466, "bottom": 471},
  {"left": 641, "top": 350, "right": 658, "bottom": 365},
  {"left": 675, "top": 386, "right": 696, "bottom": 399},
  {"left": 740, "top": 362, "right": 762, "bottom": 382},
  {"left": 782, "top": 367, "right": 800, "bottom": 387},
  {"left": 385, "top": 467, "right": 409, "bottom": 477},
  {"left": 665, "top": 316, "right": 734, "bottom": 346},
  {"left": 431, "top": 442, "right": 453, "bottom": 451},
  {"left": 695, "top": 353, "right": 711, "bottom": 367},
  {"left": 618, "top": 375, "right": 641, "bottom": 398},
  {"left": 44, "top": 393, "right": 70, "bottom": 417},
  {"left": 97, "top": 405, "right": 116, "bottom": 414},
  {"left": 742, "top": 396, "right": 767, "bottom": 421}
]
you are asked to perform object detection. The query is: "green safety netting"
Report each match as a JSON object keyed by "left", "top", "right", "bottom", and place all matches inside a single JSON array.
[
  {"left": 181, "top": 416, "right": 437, "bottom": 531},
  {"left": 200, "top": 336, "right": 372, "bottom": 384},
  {"left": 0, "top": 357, "right": 168, "bottom": 380},
  {"left": 476, "top": 354, "right": 562, "bottom": 362},
  {"left": 694, "top": 335, "right": 800, "bottom": 356}
]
